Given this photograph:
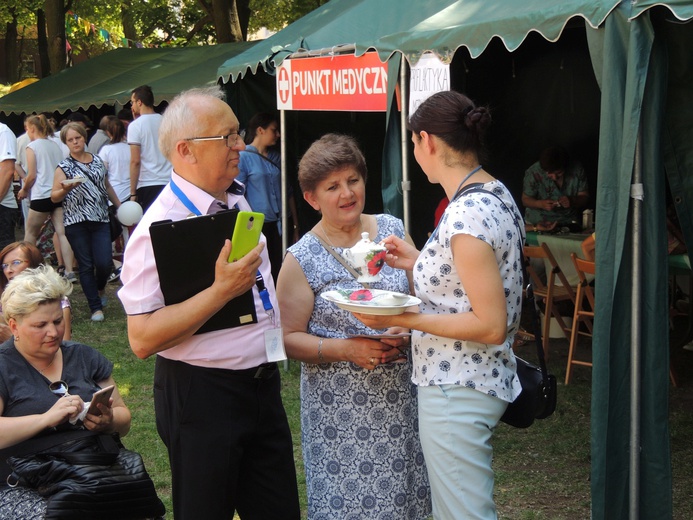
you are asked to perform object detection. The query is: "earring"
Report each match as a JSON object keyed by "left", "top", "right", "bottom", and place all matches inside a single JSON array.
[{"left": 14, "top": 336, "right": 19, "bottom": 342}]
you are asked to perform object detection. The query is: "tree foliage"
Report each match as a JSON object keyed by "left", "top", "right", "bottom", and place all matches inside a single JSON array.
[
  {"left": 1, "top": 0, "right": 41, "bottom": 83},
  {"left": 248, "top": 0, "right": 328, "bottom": 34},
  {"left": 1, "top": 0, "right": 327, "bottom": 81}
]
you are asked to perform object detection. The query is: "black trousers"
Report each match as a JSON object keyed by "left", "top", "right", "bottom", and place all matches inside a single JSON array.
[
  {"left": 136, "top": 185, "right": 165, "bottom": 213},
  {"left": 0, "top": 204, "right": 17, "bottom": 251},
  {"left": 153, "top": 356, "right": 300, "bottom": 520},
  {"left": 262, "top": 220, "right": 282, "bottom": 284}
]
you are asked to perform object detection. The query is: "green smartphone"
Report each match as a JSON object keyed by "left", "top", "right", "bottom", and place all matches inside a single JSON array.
[{"left": 228, "top": 211, "right": 265, "bottom": 262}]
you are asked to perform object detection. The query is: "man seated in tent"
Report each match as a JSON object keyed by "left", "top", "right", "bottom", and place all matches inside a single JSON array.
[{"left": 522, "top": 146, "right": 589, "bottom": 230}]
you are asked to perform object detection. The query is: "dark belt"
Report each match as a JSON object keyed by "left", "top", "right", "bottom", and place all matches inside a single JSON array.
[{"left": 227, "top": 362, "right": 278, "bottom": 379}]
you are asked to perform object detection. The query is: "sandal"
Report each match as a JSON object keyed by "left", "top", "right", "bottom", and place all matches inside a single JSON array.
[{"left": 57, "top": 265, "right": 66, "bottom": 277}]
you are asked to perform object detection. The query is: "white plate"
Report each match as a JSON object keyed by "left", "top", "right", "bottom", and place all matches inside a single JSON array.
[
  {"left": 62, "top": 178, "right": 85, "bottom": 186},
  {"left": 320, "top": 289, "right": 421, "bottom": 315}
]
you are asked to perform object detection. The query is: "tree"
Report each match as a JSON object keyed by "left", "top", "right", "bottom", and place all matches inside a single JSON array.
[
  {"left": 3, "top": 8, "right": 21, "bottom": 83},
  {"left": 248, "top": 0, "right": 328, "bottom": 34},
  {"left": 0, "top": 0, "right": 40, "bottom": 83},
  {"left": 44, "top": 0, "right": 66, "bottom": 75},
  {"left": 1, "top": 0, "right": 327, "bottom": 81}
]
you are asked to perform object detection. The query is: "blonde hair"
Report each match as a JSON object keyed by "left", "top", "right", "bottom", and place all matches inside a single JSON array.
[
  {"left": 60, "top": 122, "right": 88, "bottom": 144},
  {"left": 1, "top": 265, "right": 73, "bottom": 321},
  {"left": 25, "top": 114, "right": 53, "bottom": 138}
]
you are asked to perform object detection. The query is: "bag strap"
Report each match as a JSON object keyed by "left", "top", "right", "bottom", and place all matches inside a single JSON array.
[
  {"left": 0, "top": 429, "right": 98, "bottom": 460},
  {"left": 308, "top": 231, "right": 371, "bottom": 289},
  {"left": 244, "top": 149, "right": 281, "bottom": 170},
  {"left": 457, "top": 185, "right": 548, "bottom": 380}
]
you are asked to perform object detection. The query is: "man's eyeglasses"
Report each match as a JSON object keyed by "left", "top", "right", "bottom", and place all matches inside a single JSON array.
[
  {"left": 186, "top": 132, "right": 241, "bottom": 148},
  {"left": 49, "top": 380, "right": 69, "bottom": 397},
  {"left": 1, "top": 259, "right": 26, "bottom": 271}
]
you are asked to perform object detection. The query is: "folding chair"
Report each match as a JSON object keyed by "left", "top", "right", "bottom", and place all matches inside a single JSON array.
[
  {"left": 523, "top": 242, "right": 577, "bottom": 361},
  {"left": 565, "top": 253, "right": 595, "bottom": 384}
]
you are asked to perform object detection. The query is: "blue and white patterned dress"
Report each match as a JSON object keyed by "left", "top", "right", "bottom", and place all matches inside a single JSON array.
[{"left": 288, "top": 214, "right": 431, "bottom": 520}]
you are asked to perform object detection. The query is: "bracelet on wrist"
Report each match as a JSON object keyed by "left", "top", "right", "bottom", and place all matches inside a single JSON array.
[{"left": 317, "top": 338, "right": 325, "bottom": 363}]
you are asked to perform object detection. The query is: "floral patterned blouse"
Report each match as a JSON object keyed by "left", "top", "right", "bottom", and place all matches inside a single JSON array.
[{"left": 411, "top": 180, "right": 524, "bottom": 403}]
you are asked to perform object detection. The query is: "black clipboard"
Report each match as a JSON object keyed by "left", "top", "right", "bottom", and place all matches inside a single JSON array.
[{"left": 149, "top": 209, "right": 257, "bottom": 335}]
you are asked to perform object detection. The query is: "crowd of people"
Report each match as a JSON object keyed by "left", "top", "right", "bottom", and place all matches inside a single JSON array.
[
  {"left": 0, "top": 87, "right": 166, "bottom": 517},
  {"left": 0, "top": 84, "right": 171, "bottom": 322},
  {"left": 0, "top": 83, "right": 604, "bottom": 519}
]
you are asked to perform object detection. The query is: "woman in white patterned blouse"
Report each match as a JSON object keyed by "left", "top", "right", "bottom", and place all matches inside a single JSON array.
[{"left": 353, "top": 91, "right": 524, "bottom": 520}]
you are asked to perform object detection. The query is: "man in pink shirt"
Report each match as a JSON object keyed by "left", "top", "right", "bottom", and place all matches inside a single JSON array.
[{"left": 118, "top": 86, "right": 299, "bottom": 520}]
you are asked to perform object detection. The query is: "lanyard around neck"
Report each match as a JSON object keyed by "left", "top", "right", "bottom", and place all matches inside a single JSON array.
[
  {"left": 450, "top": 164, "right": 483, "bottom": 203},
  {"left": 170, "top": 179, "right": 202, "bottom": 215}
]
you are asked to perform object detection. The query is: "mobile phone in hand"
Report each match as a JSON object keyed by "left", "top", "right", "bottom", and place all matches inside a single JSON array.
[
  {"left": 228, "top": 211, "right": 264, "bottom": 262},
  {"left": 87, "top": 385, "right": 115, "bottom": 416}
]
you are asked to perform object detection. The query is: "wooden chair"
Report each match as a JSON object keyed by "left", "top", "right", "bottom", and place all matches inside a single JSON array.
[
  {"left": 565, "top": 253, "right": 595, "bottom": 384},
  {"left": 523, "top": 242, "right": 577, "bottom": 361}
]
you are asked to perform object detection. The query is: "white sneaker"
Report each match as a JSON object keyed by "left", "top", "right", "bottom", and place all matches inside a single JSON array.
[
  {"left": 108, "top": 267, "right": 121, "bottom": 284},
  {"left": 91, "top": 310, "right": 105, "bottom": 322}
]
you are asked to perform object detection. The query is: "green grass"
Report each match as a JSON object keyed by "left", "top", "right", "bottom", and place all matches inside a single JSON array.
[{"left": 73, "top": 282, "right": 693, "bottom": 520}]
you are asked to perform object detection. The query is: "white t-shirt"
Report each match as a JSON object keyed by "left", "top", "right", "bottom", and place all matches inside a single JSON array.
[
  {"left": 99, "top": 142, "right": 131, "bottom": 202},
  {"left": 16, "top": 132, "right": 29, "bottom": 172},
  {"left": 0, "top": 124, "right": 17, "bottom": 209},
  {"left": 50, "top": 132, "right": 69, "bottom": 159},
  {"left": 26, "top": 138, "right": 63, "bottom": 200},
  {"left": 126, "top": 113, "right": 171, "bottom": 187}
]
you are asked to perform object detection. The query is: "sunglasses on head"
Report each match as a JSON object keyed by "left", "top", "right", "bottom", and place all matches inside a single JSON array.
[{"left": 49, "top": 380, "right": 69, "bottom": 397}]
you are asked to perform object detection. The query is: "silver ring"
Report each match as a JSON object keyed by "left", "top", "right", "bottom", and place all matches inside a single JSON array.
[{"left": 370, "top": 357, "right": 375, "bottom": 365}]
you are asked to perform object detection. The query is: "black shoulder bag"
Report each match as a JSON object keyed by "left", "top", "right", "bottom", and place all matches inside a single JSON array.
[
  {"left": 2, "top": 430, "right": 165, "bottom": 519},
  {"left": 459, "top": 185, "right": 557, "bottom": 428}
]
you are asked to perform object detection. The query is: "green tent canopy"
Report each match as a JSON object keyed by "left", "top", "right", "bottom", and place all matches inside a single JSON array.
[
  {"left": 0, "top": 41, "right": 258, "bottom": 115},
  {"left": 216, "top": 0, "right": 620, "bottom": 82},
  {"left": 216, "top": 1, "right": 693, "bottom": 519},
  {"left": 631, "top": 0, "right": 693, "bottom": 19}
]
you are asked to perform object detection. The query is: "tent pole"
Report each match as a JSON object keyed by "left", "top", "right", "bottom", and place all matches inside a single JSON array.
[
  {"left": 280, "top": 109, "right": 289, "bottom": 372},
  {"left": 400, "top": 53, "right": 410, "bottom": 232},
  {"left": 629, "top": 129, "right": 642, "bottom": 520},
  {"left": 280, "top": 109, "right": 288, "bottom": 258}
]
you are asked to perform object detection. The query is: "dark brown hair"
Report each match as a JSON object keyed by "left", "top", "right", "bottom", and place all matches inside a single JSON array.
[
  {"left": 539, "top": 146, "right": 569, "bottom": 172},
  {"left": 105, "top": 116, "right": 126, "bottom": 144},
  {"left": 243, "top": 112, "right": 278, "bottom": 145},
  {"left": 131, "top": 85, "right": 155, "bottom": 108},
  {"left": 298, "top": 134, "right": 367, "bottom": 194},
  {"left": 408, "top": 90, "right": 491, "bottom": 163}
]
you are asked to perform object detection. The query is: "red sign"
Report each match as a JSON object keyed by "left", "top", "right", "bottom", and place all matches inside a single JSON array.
[{"left": 276, "top": 52, "right": 388, "bottom": 112}]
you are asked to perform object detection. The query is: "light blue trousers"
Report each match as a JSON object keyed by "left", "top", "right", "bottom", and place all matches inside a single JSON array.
[{"left": 418, "top": 384, "right": 508, "bottom": 520}]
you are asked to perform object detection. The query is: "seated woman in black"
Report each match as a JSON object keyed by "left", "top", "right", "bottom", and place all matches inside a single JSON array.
[{"left": 0, "top": 265, "right": 131, "bottom": 518}]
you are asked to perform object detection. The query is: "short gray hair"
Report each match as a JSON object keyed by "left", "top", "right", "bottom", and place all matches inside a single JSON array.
[
  {"left": 159, "top": 86, "right": 226, "bottom": 160},
  {"left": 1, "top": 265, "right": 73, "bottom": 321}
]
